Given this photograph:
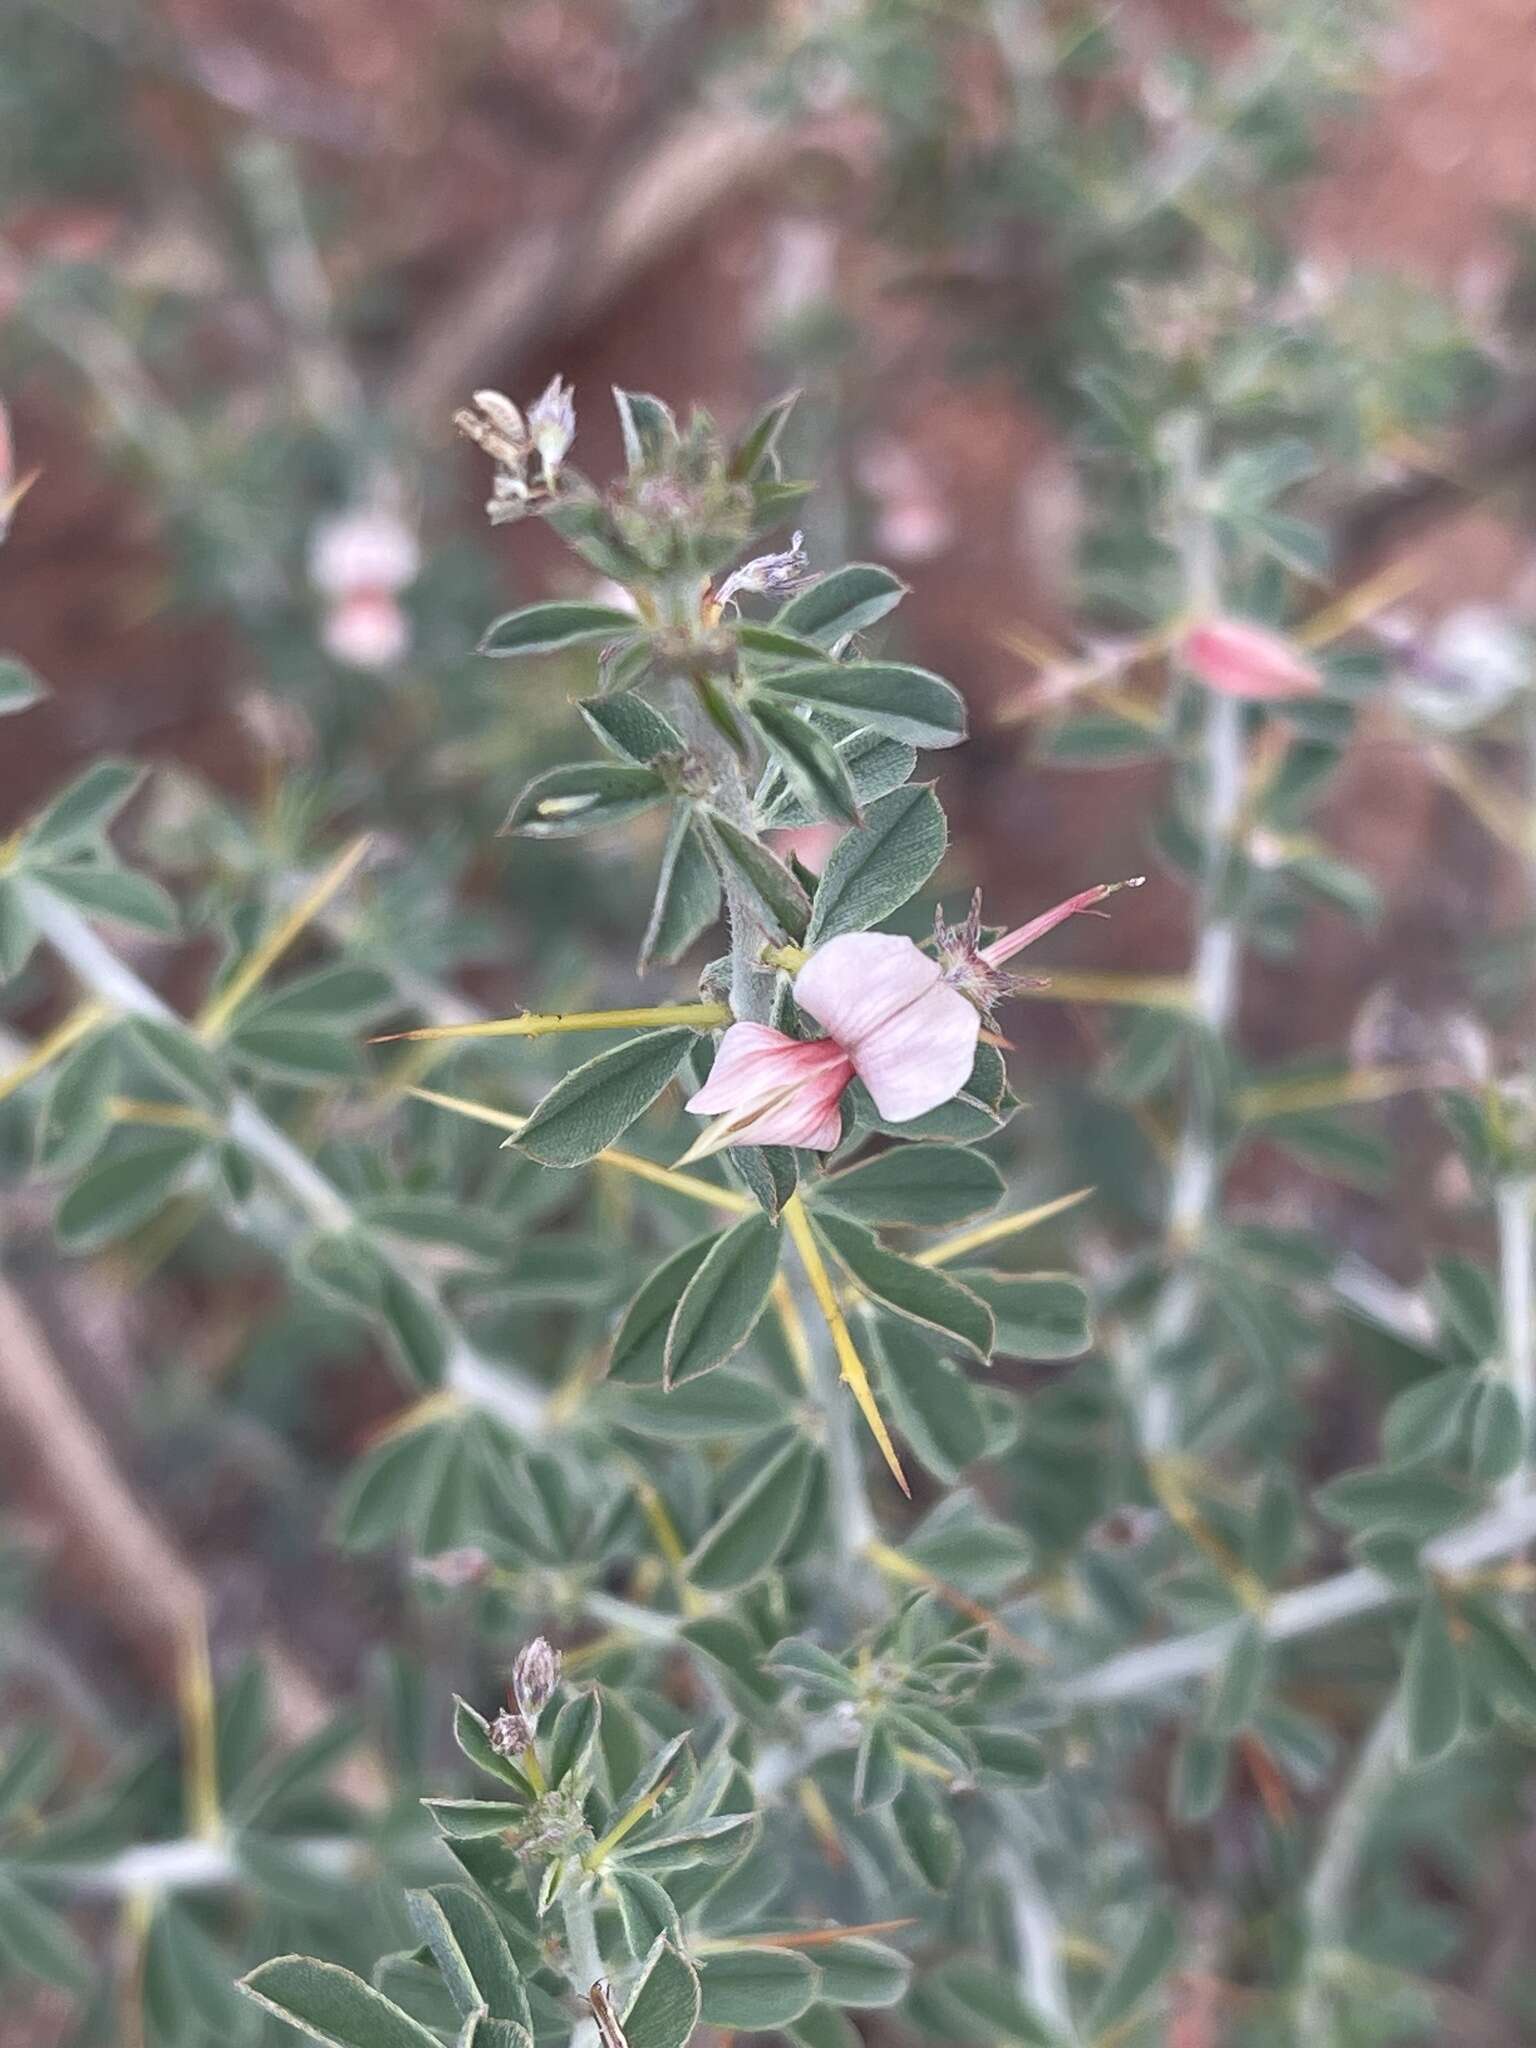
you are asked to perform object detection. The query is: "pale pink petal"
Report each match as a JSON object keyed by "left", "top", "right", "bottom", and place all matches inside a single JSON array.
[
  {"left": 1180, "top": 619, "right": 1320, "bottom": 701},
  {"left": 981, "top": 877, "right": 1145, "bottom": 968},
  {"left": 848, "top": 977, "right": 979, "bottom": 1121},
  {"left": 794, "top": 933, "right": 942, "bottom": 1053},
  {"left": 684, "top": 1023, "right": 852, "bottom": 1151},
  {"left": 794, "top": 931, "right": 979, "bottom": 1123}
]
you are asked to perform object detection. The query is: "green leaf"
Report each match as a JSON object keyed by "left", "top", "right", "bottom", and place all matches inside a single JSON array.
[
  {"left": 813, "top": 1210, "right": 993, "bottom": 1361},
  {"left": 735, "top": 622, "right": 835, "bottom": 667},
  {"left": 0, "top": 1872, "right": 90, "bottom": 1991},
  {"left": 36, "top": 1027, "right": 119, "bottom": 1172},
  {"left": 699, "top": 809, "right": 811, "bottom": 939},
  {"left": 686, "top": 1432, "right": 817, "bottom": 1591},
  {"left": 1462, "top": 1595, "right": 1536, "bottom": 1723},
  {"left": 240, "top": 1956, "right": 444, "bottom": 2048},
  {"left": 451, "top": 1697, "right": 534, "bottom": 1797},
  {"left": 423, "top": 1798, "right": 531, "bottom": 1839},
  {"left": 752, "top": 663, "right": 966, "bottom": 750},
  {"left": 1087, "top": 1900, "right": 1177, "bottom": 2035},
  {"left": 811, "top": 1143, "right": 1003, "bottom": 1228},
  {"left": 580, "top": 692, "right": 684, "bottom": 764},
  {"left": 872, "top": 1321, "right": 986, "bottom": 1482},
  {"left": 664, "top": 1209, "right": 782, "bottom": 1387},
  {"left": 955, "top": 1271, "right": 1091, "bottom": 1360},
  {"left": 1201, "top": 1618, "right": 1267, "bottom": 1737},
  {"left": 55, "top": 1129, "right": 206, "bottom": 1249},
  {"left": 479, "top": 601, "right": 638, "bottom": 658},
  {"left": 758, "top": 725, "right": 916, "bottom": 830},
  {"left": 500, "top": 762, "right": 667, "bottom": 840},
  {"left": 968, "top": 1727, "right": 1046, "bottom": 1786},
  {"left": 513, "top": 1028, "right": 698, "bottom": 1168},
  {"left": 127, "top": 1016, "right": 231, "bottom": 1114},
  {"left": 241, "top": 964, "right": 396, "bottom": 1028},
  {"left": 547, "top": 1690, "right": 601, "bottom": 1787},
  {"left": 25, "top": 761, "right": 143, "bottom": 858},
  {"left": 622, "top": 1937, "right": 701, "bottom": 2048},
  {"left": 228, "top": 1021, "right": 362, "bottom": 1085},
  {"left": 0, "top": 655, "right": 47, "bottom": 714},
  {"left": 811, "top": 1939, "right": 911, "bottom": 2009},
  {"left": 920, "top": 1961, "right": 1055, "bottom": 2045},
  {"left": 891, "top": 1776, "right": 960, "bottom": 1890},
  {"left": 610, "top": 1869, "right": 683, "bottom": 1958},
  {"left": 1315, "top": 1461, "right": 1472, "bottom": 1543},
  {"left": 615, "top": 390, "right": 679, "bottom": 470},
  {"left": 0, "top": 880, "right": 36, "bottom": 977},
  {"left": 804, "top": 783, "right": 946, "bottom": 943},
  {"left": 33, "top": 863, "right": 178, "bottom": 934},
  {"left": 750, "top": 698, "right": 863, "bottom": 826},
  {"left": 379, "top": 1270, "right": 449, "bottom": 1389},
  {"left": 618, "top": 1809, "right": 757, "bottom": 1875},
  {"left": 853, "top": 1719, "right": 901, "bottom": 1810},
  {"left": 729, "top": 390, "right": 799, "bottom": 481},
  {"left": 1402, "top": 1593, "right": 1464, "bottom": 1764},
  {"left": 698, "top": 1948, "right": 820, "bottom": 2030},
  {"left": 640, "top": 810, "right": 721, "bottom": 971},
  {"left": 1171, "top": 1731, "right": 1228, "bottom": 1822},
  {"left": 608, "top": 1234, "right": 720, "bottom": 1384},
  {"left": 405, "top": 1886, "right": 528, "bottom": 2023},
  {"left": 775, "top": 564, "right": 907, "bottom": 646}
]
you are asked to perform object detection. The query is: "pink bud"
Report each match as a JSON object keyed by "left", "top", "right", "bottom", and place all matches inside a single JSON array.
[
  {"left": 322, "top": 592, "right": 411, "bottom": 670},
  {"left": 1180, "top": 618, "right": 1320, "bottom": 701}
]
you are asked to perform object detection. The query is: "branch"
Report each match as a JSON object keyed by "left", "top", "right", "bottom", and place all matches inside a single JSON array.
[
  {"left": 16, "top": 876, "right": 547, "bottom": 1437},
  {"left": 1058, "top": 1489, "right": 1536, "bottom": 1706}
]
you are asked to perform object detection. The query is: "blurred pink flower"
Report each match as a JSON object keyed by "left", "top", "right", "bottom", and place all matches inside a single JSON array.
[
  {"left": 322, "top": 591, "right": 411, "bottom": 670},
  {"left": 1180, "top": 618, "right": 1320, "bottom": 701}
]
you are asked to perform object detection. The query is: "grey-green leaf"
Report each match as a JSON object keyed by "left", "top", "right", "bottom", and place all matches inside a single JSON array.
[
  {"left": 811, "top": 1143, "right": 1004, "bottom": 1228},
  {"left": 513, "top": 1028, "right": 698, "bottom": 1168},
  {"left": 239, "top": 1955, "right": 444, "bottom": 2048},
  {"left": 622, "top": 1937, "right": 701, "bottom": 2048},
  {"left": 775, "top": 563, "right": 907, "bottom": 646},
  {"left": 804, "top": 784, "right": 945, "bottom": 943},
  {"left": 664, "top": 1209, "right": 782, "bottom": 1386},
  {"left": 686, "top": 1433, "right": 817, "bottom": 1591},
  {"left": 479, "top": 601, "right": 638, "bottom": 658},
  {"left": 813, "top": 1211, "right": 993, "bottom": 1361},
  {"left": 752, "top": 663, "right": 966, "bottom": 750},
  {"left": 500, "top": 763, "right": 667, "bottom": 840}
]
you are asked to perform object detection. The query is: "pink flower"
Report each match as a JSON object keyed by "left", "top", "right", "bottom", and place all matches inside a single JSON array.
[
  {"left": 681, "top": 882, "right": 1144, "bottom": 1159},
  {"left": 681, "top": 934, "right": 979, "bottom": 1158},
  {"left": 1180, "top": 618, "right": 1321, "bottom": 701}
]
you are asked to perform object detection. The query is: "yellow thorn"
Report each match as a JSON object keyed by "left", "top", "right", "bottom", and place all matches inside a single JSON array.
[
  {"left": 371, "top": 1001, "right": 730, "bottom": 1045},
  {"left": 770, "top": 1274, "right": 816, "bottom": 1391},
  {"left": 362, "top": 1388, "right": 465, "bottom": 1449},
  {"left": 1296, "top": 554, "right": 1425, "bottom": 650},
  {"left": 916, "top": 1186, "right": 1094, "bottom": 1267},
  {"left": 782, "top": 1194, "right": 909, "bottom": 1496},
  {"left": 585, "top": 1782, "right": 670, "bottom": 1869},
  {"left": 197, "top": 835, "right": 373, "bottom": 1038},
  {"left": 0, "top": 999, "right": 108, "bottom": 1105},
  {"left": 1237, "top": 1065, "right": 1439, "bottom": 1122},
  {"left": 176, "top": 1611, "right": 221, "bottom": 1841},
  {"left": 1013, "top": 971, "right": 1193, "bottom": 1010}
]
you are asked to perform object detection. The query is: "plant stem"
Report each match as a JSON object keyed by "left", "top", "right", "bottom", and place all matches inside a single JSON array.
[
  {"left": 1295, "top": 1700, "right": 1401, "bottom": 2039},
  {"left": 560, "top": 1879, "right": 606, "bottom": 2048},
  {"left": 1058, "top": 1485, "right": 1536, "bottom": 1704}
]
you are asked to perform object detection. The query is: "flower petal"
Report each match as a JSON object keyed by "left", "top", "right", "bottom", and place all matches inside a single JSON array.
[
  {"left": 848, "top": 978, "right": 980, "bottom": 1121},
  {"left": 980, "top": 877, "right": 1145, "bottom": 968},
  {"left": 683, "top": 1023, "right": 852, "bottom": 1153},
  {"left": 794, "top": 931, "right": 979, "bottom": 1123}
]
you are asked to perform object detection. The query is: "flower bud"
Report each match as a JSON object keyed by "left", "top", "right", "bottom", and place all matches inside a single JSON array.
[
  {"left": 511, "top": 1635, "right": 561, "bottom": 1718},
  {"left": 1179, "top": 617, "right": 1320, "bottom": 701},
  {"left": 527, "top": 375, "right": 576, "bottom": 483},
  {"left": 489, "top": 1707, "right": 533, "bottom": 1758}
]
